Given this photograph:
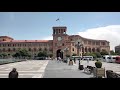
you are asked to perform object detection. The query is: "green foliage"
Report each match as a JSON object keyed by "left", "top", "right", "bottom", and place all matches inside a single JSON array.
[
  {"left": 100, "top": 50, "right": 109, "bottom": 55},
  {"left": 95, "top": 61, "right": 102, "bottom": 68},
  {"left": 66, "top": 54, "right": 70, "bottom": 57},
  {"left": 84, "top": 52, "right": 97, "bottom": 58},
  {"left": 48, "top": 54, "right": 53, "bottom": 58},
  {"left": 110, "top": 50, "right": 117, "bottom": 55},
  {"left": 93, "top": 52, "right": 102, "bottom": 58},
  {"left": 12, "top": 49, "right": 30, "bottom": 58},
  {"left": 72, "top": 53, "right": 77, "bottom": 56},
  {"left": 38, "top": 51, "right": 48, "bottom": 57}
]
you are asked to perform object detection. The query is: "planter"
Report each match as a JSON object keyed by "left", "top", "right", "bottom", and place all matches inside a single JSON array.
[
  {"left": 95, "top": 61, "right": 102, "bottom": 68},
  {"left": 106, "top": 70, "right": 113, "bottom": 78},
  {"left": 69, "top": 61, "right": 73, "bottom": 65}
]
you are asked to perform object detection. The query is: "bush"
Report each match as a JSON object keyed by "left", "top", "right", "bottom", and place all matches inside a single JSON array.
[{"left": 95, "top": 61, "right": 102, "bottom": 68}]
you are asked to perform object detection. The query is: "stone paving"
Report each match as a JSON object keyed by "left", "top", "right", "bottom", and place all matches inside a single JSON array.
[
  {"left": 0, "top": 60, "right": 49, "bottom": 78},
  {"left": 0, "top": 59, "right": 120, "bottom": 78},
  {"left": 43, "top": 60, "right": 120, "bottom": 78},
  {"left": 43, "top": 60, "right": 94, "bottom": 78}
]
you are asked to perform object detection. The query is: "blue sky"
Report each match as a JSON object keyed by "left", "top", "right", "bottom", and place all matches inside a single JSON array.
[{"left": 1, "top": 12, "right": 120, "bottom": 50}]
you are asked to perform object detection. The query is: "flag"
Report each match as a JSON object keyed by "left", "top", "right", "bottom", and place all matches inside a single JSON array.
[{"left": 56, "top": 18, "right": 59, "bottom": 21}]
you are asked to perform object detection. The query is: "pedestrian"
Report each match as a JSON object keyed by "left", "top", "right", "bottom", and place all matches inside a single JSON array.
[
  {"left": 8, "top": 68, "right": 19, "bottom": 78},
  {"left": 73, "top": 58, "right": 76, "bottom": 64}
]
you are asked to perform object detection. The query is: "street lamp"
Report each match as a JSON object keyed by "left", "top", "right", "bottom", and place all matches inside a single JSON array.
[{"left": 76, "top": 42, "right": 84, "bottom": 70}]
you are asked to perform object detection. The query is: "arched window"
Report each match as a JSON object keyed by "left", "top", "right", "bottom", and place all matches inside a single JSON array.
[
  {"left": 29, "top": 48, "right": 31, "bottom": 51},
  {"left": 92, "top": 48, "right": 95, "bottom": 52},
  {"left": 3, "top": 48, "right": 5, "bottom": 51},
  {"left": 39, "top": 48, "right": 42, "bottom": 51},
  {"left": 8, "top": 48, "right": 11, "bottom": 52},
  {"left": 34, "top": 48, "right": 37, "bottom": 51},
  {"left": 44, "top": 48, "right": 47, "bottom": 51},
  {"left": 13, "top": 48, "right": 16, "bottom": 51},
  {"left": 72, "top": 48, "right": 74, "bottom": 51}
]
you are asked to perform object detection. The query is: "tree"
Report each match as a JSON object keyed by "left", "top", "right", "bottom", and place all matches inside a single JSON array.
[
  {"left": 0, "top": 54, "right": 2, "bottom": 58},
  {"left": 2, "top": 53, "right": 7, "bottom": 59},
  {"left": 38, "top": 51, "right": 48, "bottom": 57},
  {"left": 13, "top": 49, "right": 30, "bottom": 59},
  {"left": 110, "top": 50, "right": 116, "bottom": 55},
  {"left": 48, "top": 54, "right": 53, "bottom": 58},
  {"left": 12, "top": 52, "right": 20, "bottom": 58},
  {"left": 66, "top": 54, "right": 70, "bottom": 57},
  {"left": 93, "top": 52, "right": 102, "bottom": 58},
  {"left": 100, "top": 50, "right": 109, "bottom": 56},
  {"left": 72, "top": 53, "right": 77, "bottom": 56}
]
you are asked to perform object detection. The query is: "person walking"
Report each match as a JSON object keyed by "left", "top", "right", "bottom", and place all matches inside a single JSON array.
[
  {"left": 73, "top": 58, "right": 76, "bottom": 64},
  {"left": 8, "top": 68, "right": 19, "bottom": 78}
]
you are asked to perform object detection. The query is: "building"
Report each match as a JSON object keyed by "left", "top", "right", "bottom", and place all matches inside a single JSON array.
[
  {"left": 115, "top": 45, "right": 120, "bottom": 54},
  {"left": 0, "top": 26, "right": 110, "bottom": 59}
]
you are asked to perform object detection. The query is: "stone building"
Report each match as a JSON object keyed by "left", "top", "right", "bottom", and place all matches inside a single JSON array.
[{"left": 0, "top": 26, "right": 110, "bottom": 59}]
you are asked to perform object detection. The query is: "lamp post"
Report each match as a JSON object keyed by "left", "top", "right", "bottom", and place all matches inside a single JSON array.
[{"left": 77, "top": 42, "right": 83, "bottom": 70}]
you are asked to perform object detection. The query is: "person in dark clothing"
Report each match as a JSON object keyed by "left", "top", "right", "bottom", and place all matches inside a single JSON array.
[
  {"left": 8, "top": 68, "right": 19, "bottom": 78},
  {"left": 74, "top": 58, "right": 76, "bottom": 64}
]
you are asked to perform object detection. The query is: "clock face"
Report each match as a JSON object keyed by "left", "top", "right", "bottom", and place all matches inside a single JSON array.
[{"left": 58, "top": 37, "right": 62, "bottom": 41}]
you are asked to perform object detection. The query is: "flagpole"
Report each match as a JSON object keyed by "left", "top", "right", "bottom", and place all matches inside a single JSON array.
[{"left": 56, "top": 18, "right": 60, "bottom": 26}]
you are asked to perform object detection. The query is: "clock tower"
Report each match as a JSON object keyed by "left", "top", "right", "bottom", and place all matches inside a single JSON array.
[{"left": 52, "top": 26, "right": 69, "bottom": 59}]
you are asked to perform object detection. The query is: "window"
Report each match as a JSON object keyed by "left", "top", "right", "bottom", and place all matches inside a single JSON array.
[
  {"left": 92, "top": 42, "right": 95, "bottom": 45},
  {"left": 84, "top": 41, "right": 87, "bottom": 44},
  {"left": 29, "top": 48, "right": 31, "bottom": 51},
  {"left": 3, "top": 39, "right": 5, "bottom": 41},
  {"left": 34, "top": 48, "right": 37, "bottom": 51},
  {"left": 88, "top": 41, "right": 91, "bottom": 44},
  {"left": 13, "top": 48, "right": 15, "bottom": 51},
  {"left": 102, "top": 42, "right": 105, "bottom": 45},
  {"left": 72, "top": 43, "right": 74, "bottom": 46},
  {"left": 96, "top": 42, "right": 100, "bottom": 45},
  {"left": 39, "top": 48, "right": 42, "bottom": 51},
  {"left": 71, "top": 39, "right": 72, "bottom": 41},
  {"left": 3, "top": 48, "right": 5, "bottom": 51},
  {"left": 72, "top": 48, "right": 74, "bottom": 51},
  {"left": 49, "top": 48, "right": 52, "bottom": 51},
  {"left": 62, "top": 43, "right": 64, "bottom": 46},
  {"left": 59, "top": 29, "right": 60, "bottom": 33},
  {"left": 44, "top": 48, "right": 47, "bottom": 51},
  {"left": 8, "top": 48, "right": 11, "bottom": 52}
]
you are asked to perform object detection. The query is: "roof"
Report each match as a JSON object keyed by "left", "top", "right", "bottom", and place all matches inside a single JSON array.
[
  {"left": 0, "top": 36, "right": 14, "bottom": 40},
  {"left": 0, "top": 40, "right": 53, "bottom": 43}
]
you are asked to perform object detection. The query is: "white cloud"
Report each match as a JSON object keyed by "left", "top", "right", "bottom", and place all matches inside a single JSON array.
[
  {"left": 42, "top": 36, "right": 53, "bottom": 40},
  {"left": 77, "top": 25, "right": 120, "bottom": 51}
]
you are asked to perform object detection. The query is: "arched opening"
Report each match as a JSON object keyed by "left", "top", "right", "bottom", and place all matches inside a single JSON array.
[
  {"left": 92, "top": 48, "right": 95, "bottom": 52},
  {"left": 56, "top": 49, "right": 63, "bottom": 59}
]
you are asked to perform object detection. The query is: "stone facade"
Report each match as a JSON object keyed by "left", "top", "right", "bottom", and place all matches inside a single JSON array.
[{"left": 0, "top": 26, "right": 110, "bottom": 59}]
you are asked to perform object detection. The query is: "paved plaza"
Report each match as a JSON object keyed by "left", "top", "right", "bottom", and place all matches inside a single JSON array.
[
  {"left": 43, "top": 60, "right": 120, "bottom": 78},
  {"left": 0, "top": 59, "right": 120, "bottom": 78},
  {"left": 0, "top": 60, "right": 49, "bottom": 78}
]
